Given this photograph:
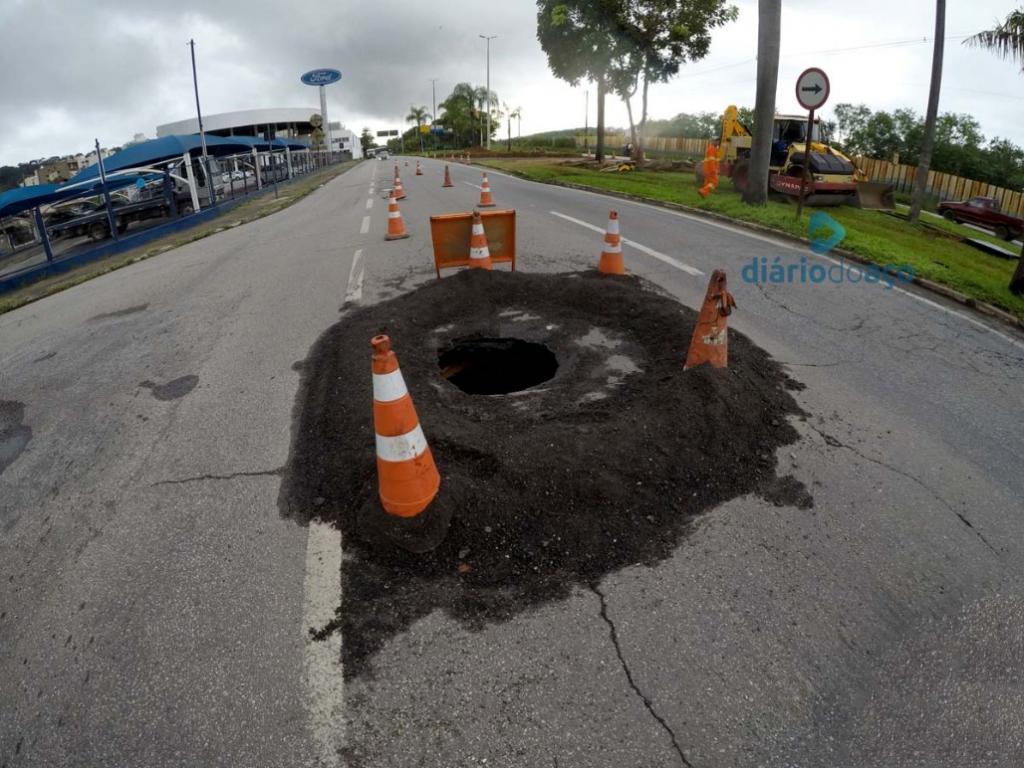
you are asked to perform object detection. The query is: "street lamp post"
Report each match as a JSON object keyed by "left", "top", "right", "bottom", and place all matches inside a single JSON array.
[
  {"left": 188, "top": 39, "right": 215, "bottom": 206},
  {"left": 479, "top": 35, "right": 496, "bottom": 150},
  {"left": 430, "top": 78, "right": 438, "bottom": 151}
]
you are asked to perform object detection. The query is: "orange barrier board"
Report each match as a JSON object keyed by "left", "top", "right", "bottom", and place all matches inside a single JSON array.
[{"left": 429, "top": 209, "right": 516, "bottom": 277}]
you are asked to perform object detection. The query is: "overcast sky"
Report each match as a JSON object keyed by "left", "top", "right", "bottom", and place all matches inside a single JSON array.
[{"left": 1, "top": 0, "right": 1022, "bottom": 166}]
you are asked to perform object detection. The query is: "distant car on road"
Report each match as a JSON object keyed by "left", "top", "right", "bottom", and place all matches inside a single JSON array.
[
  {"left": 937, "top": 196, "right": 1024, "bottom": 241},
  {"left": 377, "top": 151, "right": 389, "bottom": 160}
]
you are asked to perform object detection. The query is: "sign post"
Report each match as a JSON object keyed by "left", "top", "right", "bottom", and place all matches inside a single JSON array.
[
  {"left": 794, "top": 67, "right": 830, "bottom": 219},
  {"left": 300, "top": 69, "right": 342, "bottom": 155}
]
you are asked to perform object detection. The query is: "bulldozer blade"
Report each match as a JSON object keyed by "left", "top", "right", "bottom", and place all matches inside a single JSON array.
[{"left": 855, "top": 181, "right": 896, "bottom": 210}]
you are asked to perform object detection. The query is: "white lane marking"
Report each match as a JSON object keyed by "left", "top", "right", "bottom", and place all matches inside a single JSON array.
[
  {"left": 360, "top": 215, "right": 370, "bottom": 234},
  {"left": 550, "top": 211, "right": 704, "bottom": 277},
  {"left": 302, "top": 519, "right": 344, "bottom": 768},
  {"left": 365, "top": 198, "right": 373, "bottom": 210},
  {"left": 462, "top": 181, "right": 483, "bottom": 191},
  {"left": 478, "top": 167, "right": 1024, "bottom": 352},
  {"left": 345, "top": 249, "right": 364, "bottom": 304}
]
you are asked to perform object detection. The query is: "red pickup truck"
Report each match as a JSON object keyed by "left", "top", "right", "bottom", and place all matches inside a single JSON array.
[{"left": 937, "top": 196, "right": 1024, "bottom": 241}]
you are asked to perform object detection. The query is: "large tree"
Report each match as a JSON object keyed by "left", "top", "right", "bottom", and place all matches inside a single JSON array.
[
  {"left": 537, "top": 0, "right": 623, "bottom": 161},
  {"left": 909, "top": 0, "right": 945, "bottom": 223},
  {"left": 965, "top": 5, "right": 1024, "bottom": 293},
  {"left": 743, "top": 0, "right": 780, "bottom": 205},
  {"left": 613, "top": 0, "right": 739, "bottom": 161}
]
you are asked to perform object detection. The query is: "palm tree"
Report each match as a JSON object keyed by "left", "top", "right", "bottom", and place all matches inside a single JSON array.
[
  {"left": 908, "top": 0, "right": 945, "bottom": 224},
  {"left": 508, "top": 106, "right": 522, "bottom": 150},
  {"left": 473, "top": 86, "right": 499, "bottom": 147},
  {"left": 743, "top": 0, "right": 781, "bottom": 206},
  {"left": 965, "top": 6, "right": 1024, "bottom": 294},
  {"left": 406, "top": 105, "right": 431, "bottom": 154}
]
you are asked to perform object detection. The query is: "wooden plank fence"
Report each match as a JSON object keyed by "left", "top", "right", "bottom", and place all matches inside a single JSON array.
[{"left": 852, "top": 156, "right": 1024, "bottom": 217}]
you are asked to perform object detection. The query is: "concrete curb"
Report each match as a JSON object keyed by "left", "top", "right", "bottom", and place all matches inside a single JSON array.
[{"left": 479, "top": 165, "right": 1024, "bottom": 333}]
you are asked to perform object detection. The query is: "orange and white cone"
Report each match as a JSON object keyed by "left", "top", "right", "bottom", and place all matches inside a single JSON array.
[
  {"left": 598, "top": 210, "right": 625, "bottom": 275},
  {"left": 468, "top": 211, "right": 493, "bottom": 270},
  {"left": 371, "top": 335, "right": 440, "bottom": 517},
  {"left": 684, "top": 270, "right": 736, "bottom": 370},
  {"left": 442, "top": 164, "right": 454, "bottom": 188},
  {"left": 393, "top": 175, "right": 406, "bottom": 200},
  {"left": 415, "top": 161, "right": 423, "bottom": 176},
  {"left": 385, "top": 190, "right": 410, "bottom": 240},
  {"left": 394, "top": 165, "right": 400, "bottom": 180},
  {"left": 477, "top": 172, "right": 495, "bottom": 207}
]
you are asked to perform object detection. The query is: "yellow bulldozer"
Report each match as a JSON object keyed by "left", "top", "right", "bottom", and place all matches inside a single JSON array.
[{"left": 696, "top": 105, "right": 894, "bottom": 209}]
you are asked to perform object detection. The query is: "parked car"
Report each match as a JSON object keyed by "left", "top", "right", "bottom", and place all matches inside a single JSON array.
[
  {"left": 377, "top": 150, "right": 389, "bottom": 160},
  {"left": 936, "top": 196, "right": 1024, "bottom": 241}
]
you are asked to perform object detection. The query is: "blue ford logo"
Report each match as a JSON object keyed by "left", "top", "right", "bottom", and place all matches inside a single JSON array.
[{"left": 300, "top": 69, "right": 342, "bottom": 86}]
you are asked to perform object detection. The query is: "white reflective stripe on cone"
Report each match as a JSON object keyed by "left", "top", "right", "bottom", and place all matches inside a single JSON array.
[
  {"left": 388, "top": 210, "right": 401, "bottom": 218},
  {"left": 376, "top": 424, "right": 429, "bottom": 462},
  {"left": 603, "top": 243, "right": 622, "bottom": 253},
  {"left": 470, "top": 247, "right": 490, "bottom": 259},
  {"left": 373, "top": 369, "right": 409, "bottom": 403},
  {"left": 607, "top": 219, "right": 620, "bottom": 235}
]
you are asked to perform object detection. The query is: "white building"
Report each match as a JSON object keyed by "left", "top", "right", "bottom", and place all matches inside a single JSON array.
[{"left": 157, "top": 108, "right": 361, "bottom": 159}]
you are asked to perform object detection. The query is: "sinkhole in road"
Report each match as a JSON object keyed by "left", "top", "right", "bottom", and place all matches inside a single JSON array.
[
  {"left": 438, "top": 337, "right": 558, "bottom": 395},
  {"left": 281, "top": 268, "right": 813, "bottom": 679}
]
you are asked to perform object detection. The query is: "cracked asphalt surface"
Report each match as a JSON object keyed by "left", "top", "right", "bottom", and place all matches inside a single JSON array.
[{"left": 1, "top": 156, "right": 1023, "bottom": 767}]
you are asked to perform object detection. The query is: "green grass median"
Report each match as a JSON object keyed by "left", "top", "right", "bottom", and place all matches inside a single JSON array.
[{"left": 478, "top": 158, "right": 1024, "bottom": 322}]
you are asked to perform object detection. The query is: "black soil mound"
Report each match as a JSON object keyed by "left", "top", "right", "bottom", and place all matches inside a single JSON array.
[{"left": 280, "top": 269, "right": 809, "bottom": 678}]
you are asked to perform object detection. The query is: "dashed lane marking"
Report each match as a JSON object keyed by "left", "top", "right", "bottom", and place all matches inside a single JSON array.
[
  {"left": 550, "top": 211, "right": 705, "bottom": 277},
  {"left": 301, "top": 519, "right": 343, "bottom": 768}
]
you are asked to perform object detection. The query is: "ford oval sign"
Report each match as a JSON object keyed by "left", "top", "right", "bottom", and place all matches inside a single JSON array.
[{"left": 300, "top": 69, "right": 342, "bottom": 86}]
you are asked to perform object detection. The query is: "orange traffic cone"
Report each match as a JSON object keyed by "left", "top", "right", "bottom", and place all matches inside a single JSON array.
[
  {"left": 468, "top": 211, "right": 493, "bottom": 270},
  {"left": 394, "top": 165, "right": 400, "bottom": 179},
  {"left": 477, "top": 172, "right": 495, "bottom": 207},
  {"left": 371, "top": 335, "right": 440, "bottom": 517},
  {"left": 698, "top": 143, "right": 720, "bottom": 198},
  {"left": 442, "top": 164, "right": 454, "bottom": 188},
  {"left": 385, "top": 190, "right": 410, "bottom": 240},
  {"left": 393, "top": 175, "right": 406, "bottom": 200},
  {"left": 598, "top": 210, "right": 625, "bottom": 275},
  {"left": 684, "top": 270, "right": 736, "bottom": 370},
  {"left": 415, "top": 161, "right": 423, "bottom": 176}
]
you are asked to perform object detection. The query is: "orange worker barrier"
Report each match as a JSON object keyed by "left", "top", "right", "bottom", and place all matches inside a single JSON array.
[
  {"left": 393, "top": 176, "right": 406, "bottom": 200},
  {"left": 698, "top": 143, "right": 720, "bottom": 199},
  {"left": 467, "top": 211, "right": 493, "bottom": 270},
  {"left": 385, "top": 190, "right": 410, "bottom": 241},
  {"left": 684, "top": 269, "right": 736, "bottom": 370},
  {"left": 415, "top": 161, "right": 423, "bottom": 176},
  {"left": 598, "top": 210, "right": 625, "bottom": 275},
  {"left": 429, "top": 209, "right": 516, "bottom": 277},
  {"left": 371, "top": 335, "right": 441, "bottom": 518},
  {"left": 442, "top": 165, "right": 454, "bottom": 188},
  {"left": 477, "top": 173, "right": 496, "bottom": 207}
]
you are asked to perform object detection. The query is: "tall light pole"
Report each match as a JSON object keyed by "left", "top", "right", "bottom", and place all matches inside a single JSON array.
[
  {"left": 188, "top": 39, "right": 214, "bottom": 205},
  {"left": 479, "top": 34, "right": 496, "bottom": 150},
  {"left": 430, "top": 78, "right": 438, "bottom": 150}
]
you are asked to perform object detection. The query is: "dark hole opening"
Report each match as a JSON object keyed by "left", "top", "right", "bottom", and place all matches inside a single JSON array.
[{"left": 438, "top": 337, "right": 558, "bottom": 395}]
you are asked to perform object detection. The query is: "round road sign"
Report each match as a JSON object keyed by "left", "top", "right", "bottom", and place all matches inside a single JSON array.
[{"left": 796, "top": 67, "right": 830, "bottom": 111}]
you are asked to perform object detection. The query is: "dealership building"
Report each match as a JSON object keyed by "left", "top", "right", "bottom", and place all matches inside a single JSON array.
[{"left": 156, "top": 108, "right": 360, "bottom": 159}]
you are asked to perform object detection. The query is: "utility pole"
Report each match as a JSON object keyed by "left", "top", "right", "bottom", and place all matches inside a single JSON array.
[
  {"left": 430, "top": 78, "right": 438, "bottom": 150},
  {"left": 479, "top": 35, "right": 497, "bottom": 150},
  {"left": 188, "top": 39, "right": 215, "bottom": 206}
]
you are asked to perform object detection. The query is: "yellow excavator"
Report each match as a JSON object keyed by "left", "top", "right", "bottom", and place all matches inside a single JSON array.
[{"left": 697, "top": 105, "right": 894, "bottom": 208}]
